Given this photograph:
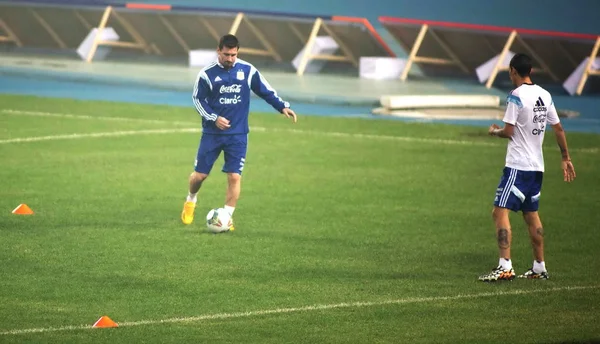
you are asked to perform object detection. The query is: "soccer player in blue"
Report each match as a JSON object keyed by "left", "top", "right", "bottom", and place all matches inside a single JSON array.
[
  {"left": 181, "top": 34, "right": 297, "bottom": 228},
  {"left": 478, "top": 53, "right": 576, "bottom": 282}
]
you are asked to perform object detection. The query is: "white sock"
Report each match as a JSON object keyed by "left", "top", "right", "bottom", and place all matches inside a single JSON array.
[
  {"left": 533, "top": 260, "right": 546, "bottom": 273},
  {"left": 499, "top": 258, "right": 512, "bottom": 270},
  {"left": 224, "top": 205, "right": 235, "bottom": 216},
  {"left": 186, "top": 192, "right": 197, "bottom": 203}
]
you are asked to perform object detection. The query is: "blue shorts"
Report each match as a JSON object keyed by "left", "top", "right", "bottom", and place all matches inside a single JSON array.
[
  {"left": 494, "top": 167, "right": 543, "bottom": 212},
  {"left": 194, "top": 133, "right": 247, "bottom": 175}
]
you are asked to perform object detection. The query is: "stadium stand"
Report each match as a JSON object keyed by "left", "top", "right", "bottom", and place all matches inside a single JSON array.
[
  {"left": 0, "top": 0, "right": 394, "bottom": 75},
  {"left": 379, "top": 16, "right": 600, "bottom": 96},
  {"left": 1, "top": 1, "right": 597, "bottom": 98}
]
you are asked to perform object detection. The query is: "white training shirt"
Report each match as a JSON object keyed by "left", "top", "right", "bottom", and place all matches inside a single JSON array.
[{"left": 502, "top": 83, "right": 560, "bottom": 172}]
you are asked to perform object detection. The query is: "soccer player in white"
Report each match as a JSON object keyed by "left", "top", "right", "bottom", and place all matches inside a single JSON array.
[{"left": 478, "top": 53, "right": 576, "bottom": 282}]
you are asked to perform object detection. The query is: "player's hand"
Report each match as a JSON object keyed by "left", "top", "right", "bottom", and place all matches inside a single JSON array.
[
  {"left": 282, "top": 108, "right": 297, "bottom": 124},
  {"left": 488, "top": 123, "right": 500, "bottom": 136},
  {"left": 215, "top": 116, "right": 231, "bottom": 130},
  {"left": 561, "top": 160, "right": 576, "bottom": 182}
]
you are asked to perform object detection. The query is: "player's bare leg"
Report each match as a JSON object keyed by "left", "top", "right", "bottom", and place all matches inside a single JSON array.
[
  {"left": 519, "top": 211, "right": 549, "bottom": 279},
  {"left": 479, "top": 206, "right": 515, "bottom": 281},
  {"left": 225, "top": 173, "right": 241, "bottom": 208},
  {"left": 523, "top": 211, "right": 544, "bottom": 261},
  {"left": 224, "top": 172, "right": 241, "bottom": 230},
  {"left": 493, "top": 207, "right": 512, "bottom": 260},
  {"left": 181, "top": 172, "right": 208, "bottom": 225}
]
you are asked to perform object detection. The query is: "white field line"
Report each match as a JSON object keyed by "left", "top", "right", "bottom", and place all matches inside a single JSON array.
[
  {"left": 2, "top": 109, "right": 598, "bottom": 153},
  {"left": 1, "top": 109, "right": 197, "bottom": 126},
  {"left": 271, "top": 127, "right": 499, "bottom": 147},
  {"left": 0, "top": 128, "right": 201, "bottom": 144},
  {"left": 1, "top": 284, "right": 598, "bottom": 336}
]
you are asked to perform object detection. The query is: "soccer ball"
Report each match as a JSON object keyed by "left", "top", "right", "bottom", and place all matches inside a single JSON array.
[{"left": 206, "top": 208, "right": 233, "bottom": 233}]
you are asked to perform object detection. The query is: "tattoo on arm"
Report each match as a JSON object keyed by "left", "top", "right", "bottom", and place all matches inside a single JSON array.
[
  {"left": 559, "top": 146, "right": 569, "bottom": 160},
  {"left": 497, "top": 228, "right": 510, "bottom": 249},
  {"left": 556, "top": 131, "right": 570, "bottom": 160}
]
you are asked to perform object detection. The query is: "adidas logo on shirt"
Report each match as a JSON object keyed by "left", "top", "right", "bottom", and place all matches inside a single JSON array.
[
  {"left": 533, "top": 96, "right": 547, "bottom": 112},
  {"left": 214, "top": 76, "right": 222, "bottom": 82}
]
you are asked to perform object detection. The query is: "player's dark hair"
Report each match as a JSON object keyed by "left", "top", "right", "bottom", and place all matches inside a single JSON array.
[
  {"left": 219, "top": 34, "right": 239, "bottom": 50},
  {"left": 509, "top": 53, "right": 532, "bottom": 77}
]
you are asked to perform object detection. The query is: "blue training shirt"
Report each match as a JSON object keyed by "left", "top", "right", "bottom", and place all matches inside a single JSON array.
[{"left": 192, "top": 59, "right": 290, "bottom": 135}]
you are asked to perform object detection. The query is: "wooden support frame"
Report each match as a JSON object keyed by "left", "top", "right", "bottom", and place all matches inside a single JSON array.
[
  {"left": 228, "top": 12, "right": 244, "bottom": 36},
  {"left": 515, "top": 34, "right": 558, "bottom": 81},
  {"left": 30, "top": 9, "right": 67, "bottom": 48},
  {"left": 427, "top": 28, "right": 469, "bottom": 74},
  {"left": 485, "top": 30, "right": 560, "bottom": 89},
  {"left": 85, "top": 6, "right": 112, "bottom": 62},
  {"left": 412, "top": 56, "right": 456, "bottom": 64},
  {"left": 73, "top": 10, "right": 92, "bottom": 31},
  {"left": 199, "top": 18, "right": 220, "bottom": 42},
  {"left": 554, "top": 40, "right": 578, "bottom": 69},
  {"left": 484, "top": 30, "right": 517, "bottom": 89},
  {"left": 381, "top": 18, "right": 600, "bottom": 95},
  {"left": 400, "top": 24, "right": 470, "bottom": 81},
  {"left": 0, "top": 19, "right": 22, "bottom": 47},
  {"left": 394, "top": 24, "right": 562, "bottom": 86},
  {"left": 481, "top": 35, "right": 499, "bottom": 57},
  {"left": 295, "top": 17, "right": 322, "bottom": 76},
  {"left": 86, "top": 6, "right": 149, "bottom": 63},
  {"left": 242, "top": 15, "right": 282, "bottom": 62},
  {"left": 158, "top": 14, "right": 189, "bottom": 52},
  {"left": 288, "top": 23, "right": 306, "bottom": 44},
  {"left": 149, "top": 43, "right": 163, "bottom": 55},
  {"left": 227, "top": 12, "right": 282, "bottom": 62},
  {"left": 400, "top": 24, "right": 429, "bottom": 81},
  {"left": 295, "top": 18, "right": 360, "bottom": 76},
  {"left": 111, "top": 10, "right": 150, "bottom": 53},
  {"left": 575, "top": 36, "right": 600, "bottom": 96},
  {"left": 320, "top": 21, "right": 357, "bottom": 67}
]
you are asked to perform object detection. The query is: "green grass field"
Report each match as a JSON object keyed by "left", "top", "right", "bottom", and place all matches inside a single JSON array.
[{"left": 1, "top": 94, "right": 599, "bottom": 343}]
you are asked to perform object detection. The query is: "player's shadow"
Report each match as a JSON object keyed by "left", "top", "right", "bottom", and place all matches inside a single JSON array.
[
  {"left": 443, "top": 251, "right": 499, "bottom": 273},
  {"left": 182, "top": 227, "right": 233, "bottom": 236}
]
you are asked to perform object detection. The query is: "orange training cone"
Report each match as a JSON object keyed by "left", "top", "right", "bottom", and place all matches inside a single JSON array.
[
  {"left": 12, "top": 204, "right": 34, "bottom": 215},
  {"left": 92, "top": 316, "right": 118, "bottom": 328}
]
